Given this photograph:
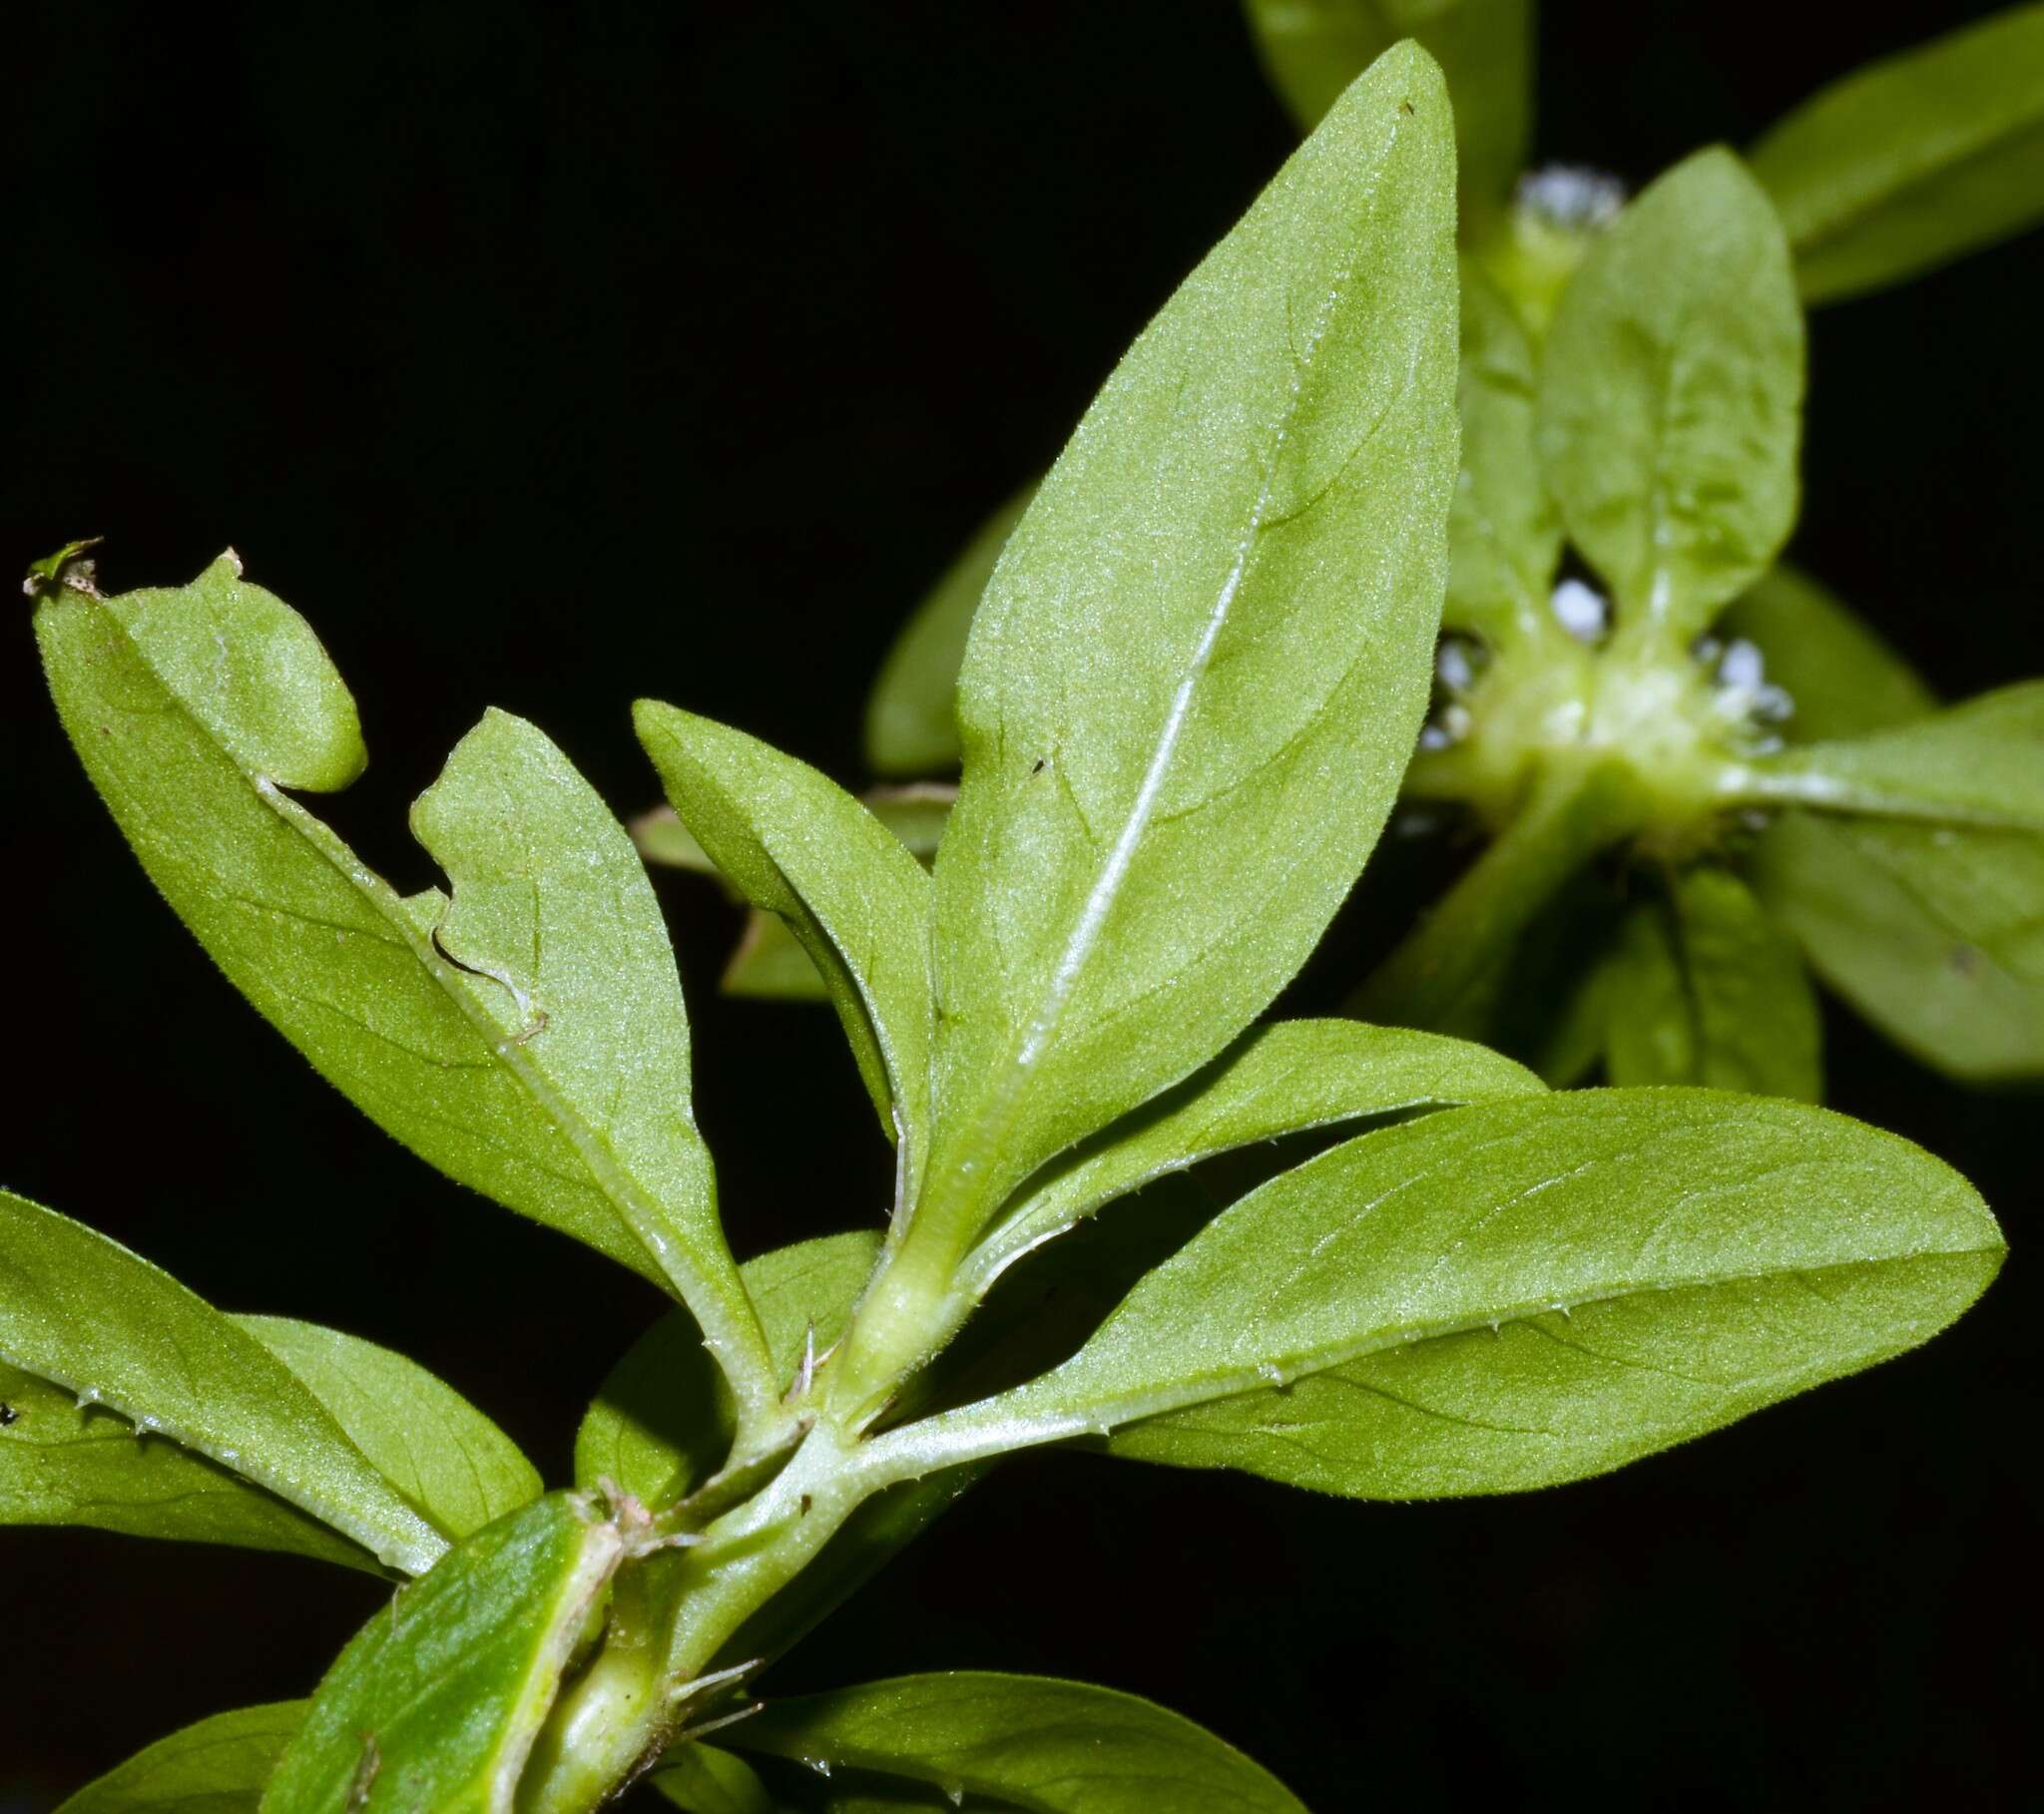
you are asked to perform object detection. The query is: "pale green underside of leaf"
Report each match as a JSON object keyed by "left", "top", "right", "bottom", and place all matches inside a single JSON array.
[
  {"left": 865, "top": 487, "right": 1037, "bottom": 778},
  {"left": 968, "top": 1019, "right": 1544, "bottom": 1288},
  {"left": 926, "top": 45, "right": 1458, "bottom": 1237},
  {"left": 1751, "top": 681, "right": 2044, "bottom": 827},
  {"left": 235, "top": 1316, "right": 541, "bottom": 1541},
  {"left": 880, "top": 1092, "right": 2000, "bottom": 1497},
  {"left": 732, "top": 1672, "right": 1303, "bottom": 1814},
  {"left": 35, "top": 566, "right": 768, "bottom": 1412},
  {"left": 0, "top": 1362, "right": 376, "bottom": 1573},
  {"left": 1445, "top": 261, "right": 1560, "bottom": 645},
  {"left": 55, "top": 1702, "right": 305, "bottom": 1814},
  {"left": 1241, "top": 0, "right": 1533, "bottom": 213},
  {"left": 1717, "top": 563, "right": 1938, "bottom": 742},
  {"left": 262, "top": 1493, "right": 621, "bottom": 1814},
  {"left": 1750, "top": 812, "right": 2044, "bottom": 1083},
  {"left": 1751, "top": 4, "right": 2044, "bottom": 304},
  {"left": 1537, "top": 149, "right": 1803, "bottom": 639},
  {"left": 1601, "top": 867, "right": 1821, "bottom": 1102},
  {"left": 0, "top": 1188, "right": 442, "bottom": 1575},
  {"left": 576, "top": 1232, "right": 884, "bottom": 1506},
  {"left": 636, "top": 705, "right": 936, "bottom": 1197}
]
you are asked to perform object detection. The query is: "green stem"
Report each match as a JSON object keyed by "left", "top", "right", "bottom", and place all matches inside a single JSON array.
[
  {"left": 516, "top": 1426, "right": 875, "bottom": 1812},
  {"left": 1350, "top": 756, "right": 1645, "bottom": 1036}
]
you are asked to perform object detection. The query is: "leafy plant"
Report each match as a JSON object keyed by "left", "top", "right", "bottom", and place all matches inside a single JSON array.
[
  {"left": 830, "top": 1, "right": 2044, "bottom": 1101},
  {"left": 10, "top": 42, "right": 2006, "bottom": 1814}
]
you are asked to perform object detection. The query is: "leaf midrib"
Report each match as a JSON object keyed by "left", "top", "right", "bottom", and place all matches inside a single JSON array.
[{"left": 873, "top": 1240, "right": 1996, "bottom": 1478}]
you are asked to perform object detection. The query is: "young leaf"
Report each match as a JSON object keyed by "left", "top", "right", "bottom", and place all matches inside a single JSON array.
[
  {"left": 1445, "top": 263, "right": 1563, "bottom": 646},
  {"left": 1537, "top": 150, "right": 1803, "bottom": 640},
  {"left": 1601, "top": 867, "right": 1822, "bottom": 1102},
  {"left": 1716, "top": 564, "right": 1937, "bottom": 742},
  {"left": 1750, "top": 5, "right": 2044, "bottom": 305},
  {"left": 636, "top": 705, "right": 936, "bottom": 1198},
  {"left": 34, "top": 565, "right": 773, "bottom": 1422},
  {"left": 261, "top": 1492, "right": 624, "bottom": 1814},
  {"left": 1740, "top": 681, "right": 2044, "bottom": 826},
  {"left": 1750, "top": 813, "right": 2044, "bottom": 1083},
  {"left": 576, "top": 1232, "right": 884, "bottom": 1505},
  {"left": 55, "top": 1702, "right": 305, "bottom": 1814},
  {"left": 865, "top": 486, "right": 1036, "bottom": 778},
  {"left": 0, "top": 1189, "right": 443, "bottom": 1575},
  {"left": 923, "top": 45, "right": 1458, "bottom": 1242},
  {"left": 867, "top": 1092, "right": 2002, "bottom": 1498},
  {"left": 0, "top": 1364, "right": 375, "bottom": 1574},
  {"left": 234, "top": 1317, "right": 541, "bottom": 1541},
  {"left": 1242, "top": 0, "right": 1534, "bottom": 215},
  {"left": 648, "top": 1745, "right": 778, "bottom": 1814},
  {"left": 966, "top": 1020, "right": 1544, "bottom": 1290},
  {"left": 729, "top": 1672, "right": 1303, "bottom": 1813}
]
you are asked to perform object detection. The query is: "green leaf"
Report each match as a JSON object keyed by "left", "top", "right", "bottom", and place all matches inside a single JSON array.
[
  {"left": 1537, "top": 150, "right": 1803, "bottom": 640},
  {"left": 649, "top": 1746, "right": 779, "bottom": 1814},
  {"left": 0, "top": 1189, "right": 443, "bottom": 1575},
  {"left": 923, "top": 45, "right": 1458, "bottom": 1243},
  {"left": 34, "top": 563, "right": 772, "bottom": 1422},
  {"left": 55, "top": 1702, "right": 305, "bottom": 1814},
  {"left": 730, "top": 1672, "right": 1304, "bottom": 1813},
  {"left": 1242, "top": 0, "right": 1534, "bottom": 215},
  {"left": 1750, "top": 5, "right": 2044, "bottom": 305},
  {"left": 576, "top": 1233, "right": 883, "bottom": 1505},
  {"left": 967, "top": 1019, "right": 1543, "bottom": 1291},
  {"left": 1602, "top": 867, "right": 1821, "bottom": 1101},
  {"left": 1749, "top": 812, "right": 2044, "bottom": 1083},
  {"left": 1716, "top": 564, "right": 1937, "bottom": 743},
  {"left": 873, "top": 1092, "right": 2002, "bottom": 1498},
  {"left": 234, "top": 1317, "right": 541, "bottom": 1541},
  {"left": 637, "top": 788, "right": 954, "bottom": 880},
  {"left": 262, "top": 1492, "right": 624, "bottom": 1814},
  {"left": 1445, "top": 263, "right": 1562, "bottom": 645},
  {"left": 866, "top": 487, "right": 1036, "bottom": 778},
  {"left": 0, "top": 1362, "right": 375, "bottom": 1572},
  {"left": 1741, "top": 681, "right": 2044, "bottom": 827},
  {"left": 636, "top": 706, "right": 936, "bottom": 1195}
]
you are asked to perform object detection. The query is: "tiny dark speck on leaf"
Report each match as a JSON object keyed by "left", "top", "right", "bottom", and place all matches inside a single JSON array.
[
  {"left": 1399, "top": 100, "right": 1415, "bottom": 116},
  {"left": 1950, "top": 944, "right": 1983, "bottom": 978},
  {"left": 1031, "top": 757, "right": 1047, "bottom": 775},
  {"left": 0, "top": 1403, "right": 16, "bottom": 1426},
  {"left": 799, "top": 1494, "right": 813, "bottom": 1517}
]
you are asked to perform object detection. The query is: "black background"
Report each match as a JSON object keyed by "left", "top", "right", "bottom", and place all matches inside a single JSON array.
[{"left": 3, "top": 4, "right": 2039, "bottom": 1808}]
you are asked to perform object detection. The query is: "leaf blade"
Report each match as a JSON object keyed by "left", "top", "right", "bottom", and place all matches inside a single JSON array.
[
  {"left": 1242, "top": 0, "right": 1534, "bottom": 214},
  {"left": 1445, "top": 262, "right": 1563, "bottom": 645},
  {"left": 34, "top": 565, "right": 772, "bottom": 1418},
  {"left": 1601, "top": 867, "right": 1822, "bottom": 1102},
  {"left": 0, "top": 1189, "right": 443, "bottom": 1575},
  {"left": 234, "top": 1316, "right": 542, "bottom": 1541},
  {"left": 1537, "top": 150, "right": 1803, "bottom": 638},
  {"left": 1751, "top": 4, "right": 2044, "bottom": 304},
  {"left": 260, "top": 1492, "right": 623, "bottom": 1814},
  {"left": 968, "top": 1019, "right": 1544, "bottom": 1288},
  {"left": 1749, "top": 812, "right": 2044, "bottom": 1083},
  {"left": 635, "top": 705, "right": 936, "bottom": 1196},
  {"left": 731, "top": 1672, "right": 1304, "bottom": 1813},
  {"left": 865, "top": 486, "right": 1036, "bottom": 777},
  {"left": 871, "top": 1092, "right": 2001, "bottom": 1497},
  {"left": 55, "top": 1702, "right": 305, "bottom": 1814},
  {"left": 0, "top": 1362, "right": 376, "bottom": 1573},
  {"left": 924, "top": 44, "right": 1459, "bottom": 1240}
]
